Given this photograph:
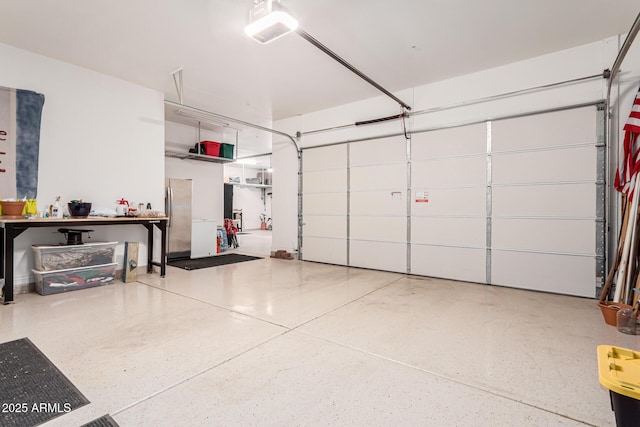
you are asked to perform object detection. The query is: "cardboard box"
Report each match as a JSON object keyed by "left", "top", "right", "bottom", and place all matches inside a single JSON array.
[{"left": 122, "top": 242, "right": 139, "bottom": 283}]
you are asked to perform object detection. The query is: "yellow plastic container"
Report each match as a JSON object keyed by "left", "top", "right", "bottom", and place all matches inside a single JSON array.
[
  {"left": 597, "top": 345, "right": 640, "bottom": 425},
  {"left": 597, "top": 345, "right": 640, "bottom": 400}
]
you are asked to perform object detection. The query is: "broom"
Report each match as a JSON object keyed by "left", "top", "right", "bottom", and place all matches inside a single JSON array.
[
  {"left": 615, "top": 191, "right": 639, "bottom": 302},
  {"left": 600, "top": 197, "right": 631, "bottom": 302},
  {"left": 615, "top": 176, "right": 640, "bottom": 303}
]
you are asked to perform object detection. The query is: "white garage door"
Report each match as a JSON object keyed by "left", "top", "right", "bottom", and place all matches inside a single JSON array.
[{"left": 300, "top": 103, "right": 605, "bottom": 297}]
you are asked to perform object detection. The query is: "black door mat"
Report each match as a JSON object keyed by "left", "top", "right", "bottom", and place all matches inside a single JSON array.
[
  {"left": 168, "top": 254, "right": 262, "bottom": 270},
  {"left": 81, "top": 414, "right": 119, "bottom": 427},
  {"left": 0, "top": 337, "right": 89, "bottom": 427}
]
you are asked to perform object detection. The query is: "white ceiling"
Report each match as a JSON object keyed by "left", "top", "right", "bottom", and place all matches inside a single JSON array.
[{"left": 0, "top": 1, "right": 639, "bottom": 130}]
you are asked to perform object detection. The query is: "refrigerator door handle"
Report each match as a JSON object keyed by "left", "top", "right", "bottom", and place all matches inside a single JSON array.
[{"left": 166, "top": 185, "right": 173, "bottom": 228}]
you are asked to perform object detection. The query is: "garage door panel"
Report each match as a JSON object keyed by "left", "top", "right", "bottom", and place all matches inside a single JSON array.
[
  {"left": 412, "top": 217, "right": 486, "bottom": 248},
  {"left": 412, "top": 187, "right": 486, "bottom": 216},
  {"left": 493, "top": 218, "right": 594, "bottom": 254},
  {"left": 350, "top": 136, "right": 406, "bottom": 166},
  {"left": 412, "top": 123, "right": 486, "bottom": 159},
  {"left": 492, "top": 250, "right": 595, "bottom": 297},
  {"left": 492, "top": 147, "right": 596, "bottom": 184},
  {"left": 411, "top": 244, "right": 485, "bottom": 283},
  {"left": 303, "top": 145, "right": 347, "bottom": 171},
  {"left": 493, "top": 183, "right": 596, "bottom": 217},
  {"left": 350, "top": 191, "right": 407, "bottom": 216},
  {"left": 302, "top": 237, "right": 347, "bottom": 265},
  {"left": 488, "top": 105, "right": 601, "bottom": 298},
  {"left": 302, "top": 215, "right": 347, "bottom": 239},
  {"left": 413, "top": 156, "right": 486, "bottom": 187},
  {"left": 303, "top": 193, "right": 347, "bottom": 216},
  {"left": 351, "top": 164, "right": 406, "bottom": 190},
  {"left": 351, "top": 216, "right": 406, "bottom": 242},
  {"left": 350, "top": 240, "right": 406, "bottom": 273},
  {"left": 303, "top": 169, "right": 347, "bottom": 193},
  {"left": 492, "top": 107, "right": 596, "bottom": 151}
]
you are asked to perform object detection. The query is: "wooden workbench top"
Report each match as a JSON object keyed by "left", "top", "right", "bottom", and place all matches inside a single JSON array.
[{"left": 0, "top": 216, "right": 168, "bottom": 224}]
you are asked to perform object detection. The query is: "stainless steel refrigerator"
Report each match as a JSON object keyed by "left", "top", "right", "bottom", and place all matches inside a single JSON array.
[{"left": 165, "top": 178, "right": 192, "bottom": 260}]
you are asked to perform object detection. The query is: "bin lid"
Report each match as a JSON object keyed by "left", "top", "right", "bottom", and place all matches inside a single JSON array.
[{"left": 597, "top": 345, "right": 640, "bottom": 400}]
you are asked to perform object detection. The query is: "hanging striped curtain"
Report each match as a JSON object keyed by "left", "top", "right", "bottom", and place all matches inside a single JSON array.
[{"left": 0, "top": 86, "right": 45, "bottom": 200}]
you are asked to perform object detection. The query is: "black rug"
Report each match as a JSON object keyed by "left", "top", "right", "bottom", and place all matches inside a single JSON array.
[
  {"left": 168, "top": 254, "right": 262, "bottom": 270},
  {"left": 0, "top": 337, "right": 89, "bottom": 426},
  {"left": 81, "top": 414, "right": 120, "bottom": 427}
]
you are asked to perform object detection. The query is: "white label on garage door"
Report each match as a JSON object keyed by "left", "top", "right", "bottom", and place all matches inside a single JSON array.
[{"left": 415, "top": 191, "right": 429, "bottom": 203}]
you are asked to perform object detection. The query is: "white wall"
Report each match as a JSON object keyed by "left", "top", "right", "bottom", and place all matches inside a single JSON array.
[
  {"left": 271, "top": 132, "right": 300, "bottom": 254},
  {"left": 0, "top": 43, "right": 165, "bottom": 211},
  {"left": 0, "top": 42, "right": 165, "bottom": 289},
  {"left": 274, "top": 34, "right": 636, "bottom": 264}
]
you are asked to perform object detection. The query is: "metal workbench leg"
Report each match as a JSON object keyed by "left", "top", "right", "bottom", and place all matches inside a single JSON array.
[
  {"left": 2, "top": 226, "right": 26, "bottom": 304},
  {"left": 0, "top": 227, "right": 5, "bottom": 304},
  {"left": 146, "top": 224, "right": 153, "bottom": 274},
  {"left": 146, "top": 220, "right": 167, "bottom": 277},
  {"left": 159, "top": 221, "right": 166, "bottom": 277}
]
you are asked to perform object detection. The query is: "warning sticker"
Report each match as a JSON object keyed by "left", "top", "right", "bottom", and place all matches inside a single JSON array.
[{"left": 415, "top": 191, "right": 429, "bottom": 203}]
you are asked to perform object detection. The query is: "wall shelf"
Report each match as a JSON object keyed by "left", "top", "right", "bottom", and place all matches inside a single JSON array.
[
  {"left": 165, "top": 149, "right": 235, "bottom": 164},
  {"left": 227, "top": 183, "right": 272, "bottom": 189}
]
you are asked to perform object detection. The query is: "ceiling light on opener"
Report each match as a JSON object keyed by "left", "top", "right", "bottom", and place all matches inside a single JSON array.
[
  {"left": 244, "top": 0, "right": 298, "bottom": 44},
  {"left": 241, "top": 1, "right": 411, "bottom": 110}
]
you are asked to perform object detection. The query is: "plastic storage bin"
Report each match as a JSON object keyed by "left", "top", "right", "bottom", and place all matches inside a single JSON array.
[
  {"left": 32, "top": 242, "right": 117, "bottom": 271},
  {"left": 199, "top": 141, "right": 221, "bottom": 156},
  {"left": 220, "top": 143, "right": 234, "bottom": 159},
  {"left": 32, "top": 263, "right": 117, "bottom": 295},
  {"left": 597, "top": 345, "right": 640, "bottom": 426}
]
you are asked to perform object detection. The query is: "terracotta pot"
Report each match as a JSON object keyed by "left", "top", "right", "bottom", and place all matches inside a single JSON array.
[
  {"left": 1, "top": 201, "right": 26, "bottom": 216},
  {"left": 599, "top": 301, "right": 633, "bottom": 326}
]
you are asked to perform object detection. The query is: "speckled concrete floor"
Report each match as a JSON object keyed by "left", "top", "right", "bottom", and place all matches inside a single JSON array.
[{"left": 1, "top": 257, "right": 637, "bottom": 426}]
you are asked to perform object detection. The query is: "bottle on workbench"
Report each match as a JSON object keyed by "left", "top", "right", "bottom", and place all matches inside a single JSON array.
[{"left": 51, "top": 196, "right": 63, "bottom": 219}]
